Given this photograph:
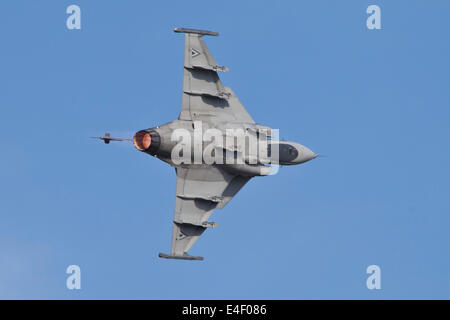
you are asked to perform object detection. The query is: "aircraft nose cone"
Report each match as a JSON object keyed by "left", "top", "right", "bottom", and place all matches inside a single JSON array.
[{"left": 298, "top": 145, "right": 317, "bottom": 163}]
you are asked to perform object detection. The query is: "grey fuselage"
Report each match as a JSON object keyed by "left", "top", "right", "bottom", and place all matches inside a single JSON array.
[{"left": 133, "top": 120, "right": 317, "bottom": 177}]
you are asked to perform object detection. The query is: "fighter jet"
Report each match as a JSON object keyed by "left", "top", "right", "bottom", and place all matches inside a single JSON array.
[{"left": 98, "top": 28, "right": 317, "bottom": 260}]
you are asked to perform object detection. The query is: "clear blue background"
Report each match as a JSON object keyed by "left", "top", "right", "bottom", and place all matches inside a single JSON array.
[{"left": 0, "top": 0, "right": 448, "bottom": 299}]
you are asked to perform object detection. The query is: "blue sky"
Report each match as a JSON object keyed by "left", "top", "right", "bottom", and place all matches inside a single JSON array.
[{"left": 0, "top": 0, "right": 448, "bottom": 299}]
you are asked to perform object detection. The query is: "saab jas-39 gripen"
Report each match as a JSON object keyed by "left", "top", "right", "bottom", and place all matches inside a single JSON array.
[{"left": 93, "top": 28, "right": 317, "bottom": 260}]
